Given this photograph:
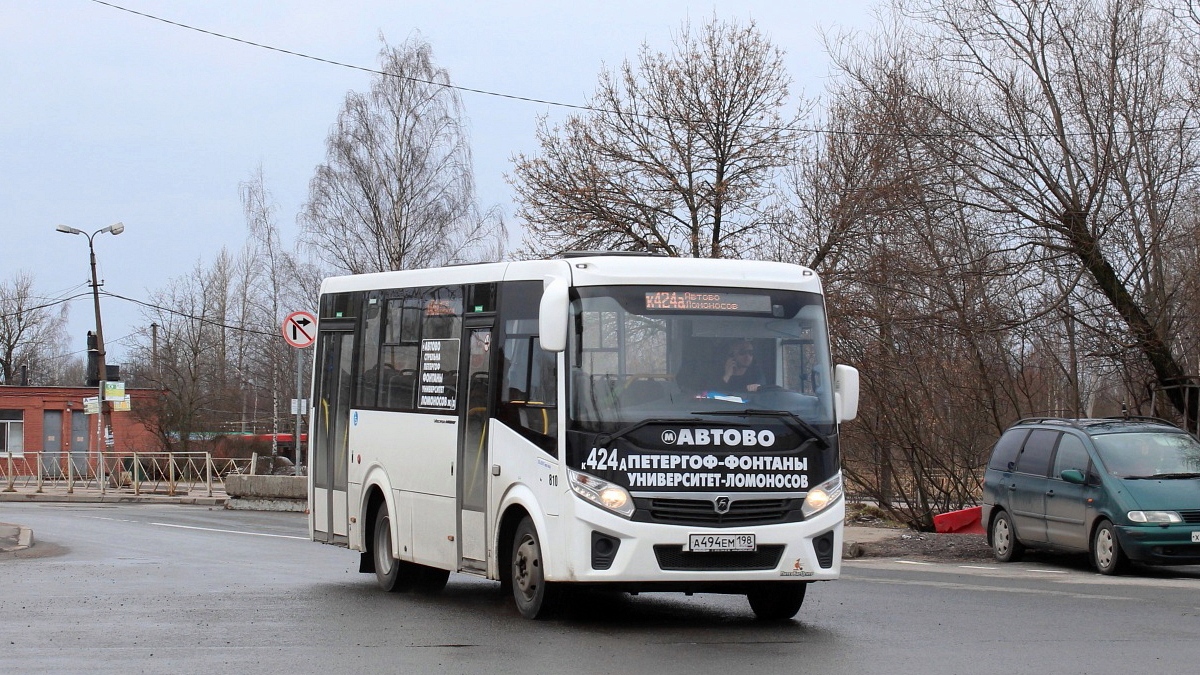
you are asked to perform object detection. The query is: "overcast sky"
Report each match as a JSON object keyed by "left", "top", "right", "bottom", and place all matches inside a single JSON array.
[{"left": 1, "top": 0, "right": 877, "bottom": 365}]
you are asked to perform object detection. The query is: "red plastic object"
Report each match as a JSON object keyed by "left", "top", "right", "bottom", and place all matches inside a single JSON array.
[{"left": 933, "top": 506, "right": 985, "bottom": 534}]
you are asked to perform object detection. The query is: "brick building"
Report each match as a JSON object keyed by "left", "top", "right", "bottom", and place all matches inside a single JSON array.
[{"left": 0, "top": 386, "right": 162, "bottom": 470}]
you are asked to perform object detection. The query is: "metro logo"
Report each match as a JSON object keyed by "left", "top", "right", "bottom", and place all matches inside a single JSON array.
[{"left": 660, "top": 428, "right": 776, "bottom": 447}]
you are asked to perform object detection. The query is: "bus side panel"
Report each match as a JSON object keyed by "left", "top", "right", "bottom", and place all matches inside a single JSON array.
[
  {"left": 352, "top": 409, "right": 458, "bottom": 569},
  {"left": 358, "top": 412, "right": 457, "bottom": 497},
  {"left": 488, "top": 422, "right": 565, "bottom": 578},
  {"left": 410, "top": 493, "right": 456, "bottom": 568},
  {"left": 346, "top": 481, "right": 363, "bottom": 551}
]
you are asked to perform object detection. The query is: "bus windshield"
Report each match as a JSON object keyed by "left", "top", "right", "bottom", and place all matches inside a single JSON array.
[{"left": 568, "top": 285, "right": 835, "bottom": 433}]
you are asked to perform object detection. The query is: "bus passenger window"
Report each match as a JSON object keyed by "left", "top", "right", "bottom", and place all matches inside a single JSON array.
[
  {"left": 357, "top": 296, "right": 383, "bottom": 408},
  {"left": 499, "top": 334, "right": 557, "bottom": 454}
]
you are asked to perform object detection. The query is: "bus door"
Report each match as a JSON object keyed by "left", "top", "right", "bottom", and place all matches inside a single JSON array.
[
  {"left": 312, "top": 322, "right": 355, "bottom": 545},
  {"left": 458, "top": 320, "right": 496, "bottom": 572}
]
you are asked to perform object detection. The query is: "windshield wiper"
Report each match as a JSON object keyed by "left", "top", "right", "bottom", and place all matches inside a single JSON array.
[
  {"left": 1122, "top": 472, "right": 1200, "bottom": 480},
  {"left": 692, "top": 408, "right": 830, "bottom": 449}
]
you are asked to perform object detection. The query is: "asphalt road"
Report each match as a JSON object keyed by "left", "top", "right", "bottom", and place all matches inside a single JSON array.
[{"left": 2, "top": 503, "right": 1198, "bottom": 675}]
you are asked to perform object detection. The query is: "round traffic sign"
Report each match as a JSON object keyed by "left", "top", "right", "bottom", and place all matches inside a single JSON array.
[{"left": 282, "top": 311, "right": 317, "bottom": 348}]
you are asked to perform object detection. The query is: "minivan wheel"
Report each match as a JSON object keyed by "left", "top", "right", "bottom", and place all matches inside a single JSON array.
[
  {"left": 1092, "top": 520, "right": 1129, "bottom": 575},
  {"left": 991, "top": 511, "right": 1025, "bottom": 563}
]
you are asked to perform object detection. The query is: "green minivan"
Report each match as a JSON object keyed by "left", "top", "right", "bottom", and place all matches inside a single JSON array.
[{"left": 981, "top": 417, "right": 1200, "bottom": 574}]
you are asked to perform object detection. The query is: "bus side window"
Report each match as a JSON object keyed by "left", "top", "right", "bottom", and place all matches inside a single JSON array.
[
  {"left": 376, "top": 296, "right": 423, "bottom": 412},
  {"left": 499, "top": 333, "right": 557, "bottom": 455},
  {"left": 356, "top": 295, "right": 383, "bottom": 408}
]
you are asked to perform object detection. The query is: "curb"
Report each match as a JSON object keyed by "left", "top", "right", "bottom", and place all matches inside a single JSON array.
[
  {"left": 225, "top": 497, "right": 308, "bottom": 512},
  {"left": 0, "top": 492, "right": 225, "bottom": 506}
]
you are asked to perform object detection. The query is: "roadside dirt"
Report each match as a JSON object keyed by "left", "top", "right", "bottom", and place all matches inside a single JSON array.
[
  {"left": 844, "top": 506, "right": 994, "bottom": 562},
  {"left": 849, "top": 530, "right": 994, "bottom": 561}
]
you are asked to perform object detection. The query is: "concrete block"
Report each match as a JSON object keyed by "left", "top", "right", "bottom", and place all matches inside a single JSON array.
[{"left": 224, "top": 475, "right": 307, "bottom": 500}]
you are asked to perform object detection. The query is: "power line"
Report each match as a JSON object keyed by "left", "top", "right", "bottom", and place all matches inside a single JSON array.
[
  {"left": 88, "top": 0, "right": 593, "bottom": 113},
  {"left": 0, "top": 292, "right": 93, "bottom": 320},
  {"left": 100, "top": 290, "right": 283, "bottom": 339},
  {"left": 88, "top": 0, "right": 1200, "bottom": 142}
]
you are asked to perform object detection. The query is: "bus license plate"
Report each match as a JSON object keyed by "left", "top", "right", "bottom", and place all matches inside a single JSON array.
[{"left": 688, "top": 533, "right": 756, "bottom": 552}]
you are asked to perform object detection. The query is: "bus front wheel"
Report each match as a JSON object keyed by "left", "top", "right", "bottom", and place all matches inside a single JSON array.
[
  {"left": 373, "top": 503, "right": 417, "bottom": 592},
  {"left": 511, "top": 517, "right": 559, "bottom": 619},
  {"left": 747, "top": 583, "right": 807, "bottom": 621}
]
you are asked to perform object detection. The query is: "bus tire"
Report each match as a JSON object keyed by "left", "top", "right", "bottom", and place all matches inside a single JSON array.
[
  {"left": 373, "top": 503, "right": 416, "bottom": 592},
  {"left": 413, "top": 566, "right": 451, "bottom": 594},
  {"left": 747, "top": 583, "right": 806, "bottom": 621},
  {"left": 511, "top": 517, "right": 558, "bottom": 619}
]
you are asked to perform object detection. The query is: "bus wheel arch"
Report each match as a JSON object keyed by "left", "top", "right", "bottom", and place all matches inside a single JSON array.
[
  {"left": 359, "top": 485, "right": 389, "bottom": 574},
  {"left": 496, "top": 505, "right": 532, "bottom": 593}
]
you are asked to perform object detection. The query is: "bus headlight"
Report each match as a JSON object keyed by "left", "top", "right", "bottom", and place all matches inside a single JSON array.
[
  {"left": 802, "top": 474, "right": 843, "bottom": 519},
  {"left": 568, "top": 469, "right": 635, "bottom": 518}
]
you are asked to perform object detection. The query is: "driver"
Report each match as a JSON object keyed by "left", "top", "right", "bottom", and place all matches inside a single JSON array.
[{"left": 718, "top": 339, "right": 763, "bottom": 392}]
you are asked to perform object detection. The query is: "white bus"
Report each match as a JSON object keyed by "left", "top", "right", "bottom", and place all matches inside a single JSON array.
[{"left": 308, "top": 254, "right": 859, "bottom": 620}]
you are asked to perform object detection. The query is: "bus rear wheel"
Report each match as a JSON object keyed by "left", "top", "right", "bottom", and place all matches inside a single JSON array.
[
  {"left": 413, "top": 567, "right": 450, "bottom": 594},
  {"left": 373, "top": 503, "right": 417, "bottom": 592},
  {"left": 747, "top": 583, "right": 807, "bottom": 621},
  {"left": 511, "top": 517, "right": 559, "bottom": 619}
]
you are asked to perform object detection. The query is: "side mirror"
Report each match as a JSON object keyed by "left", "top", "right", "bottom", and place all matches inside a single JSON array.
[
  {"left": 538, "top": 276, "right": 570, "bottom": 353},
  {"left": 1060, "top": 469, "right": 1086, "bottom": 485},
  {"left": 833, "top": 364, "right": 859, "bottom": 423}
]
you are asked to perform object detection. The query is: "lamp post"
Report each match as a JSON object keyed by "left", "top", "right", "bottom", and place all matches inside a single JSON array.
[{"left": 56, "top": 222, "right": 124, "bottom": 492}]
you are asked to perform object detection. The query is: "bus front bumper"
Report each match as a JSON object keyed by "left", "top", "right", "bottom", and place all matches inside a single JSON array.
[{"left": 548, "top": 496, "right": 844, "bottom": 586}]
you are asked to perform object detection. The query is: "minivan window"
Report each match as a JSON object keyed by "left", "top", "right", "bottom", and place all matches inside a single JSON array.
[
  {"left": 1014, "top": 429, "right": 1058, "bottom": 476},
  {"left": 1093, "top": 432, "right": 1200, "bottom": 478},
  {"left": 988, "top": 428, "right": 1029, "bottom": 471},
  {"left": 1051, "top": 434, "right": 1090, "bottom": 478}
]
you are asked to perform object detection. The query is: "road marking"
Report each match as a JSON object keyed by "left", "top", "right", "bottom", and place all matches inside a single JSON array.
[
  {"left": 853, "top": 576, "right": 1140, "bottom": 600},
  {"left": 150, "top": 522, "right": 307, "bottom": 540},
  {"left": 959, "top": 565, "right": 999, "bottom": 570},
  {"left": 1023, "top": 568, "right": 1068, "bottom": 574},
  {"left": 894, "top": 560, "right": 932, "bottom": 565},
  {"left": 80, "top": 516, "right": 137, "bottom": 522}
]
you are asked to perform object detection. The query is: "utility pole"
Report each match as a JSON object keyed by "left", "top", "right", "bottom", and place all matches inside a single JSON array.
[{"left": 57, "top": 222, "right": 124, "bottom": 491}]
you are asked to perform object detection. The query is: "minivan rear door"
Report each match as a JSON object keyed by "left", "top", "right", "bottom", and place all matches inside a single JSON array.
[{"left": 1008, "top": 429, "right": 1060, "bottom": 544}]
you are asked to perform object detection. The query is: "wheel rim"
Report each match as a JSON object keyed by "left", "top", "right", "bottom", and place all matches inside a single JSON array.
[
  {"left": 1096, "top": 528, "right": 1114, "bottom": 569},
  {"left": 376, "top": 516, "right": 393, "bottom": 576},
  {"left": 994, "top": 517, "right": 1011, "bottom": 556},
  {"left": 513, "top": 533, "right": 541, "bottom": 603}
]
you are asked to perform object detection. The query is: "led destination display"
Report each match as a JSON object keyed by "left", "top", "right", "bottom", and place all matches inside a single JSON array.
[{"left": 643, "top": 291, "right": 771, "bottom": 313}]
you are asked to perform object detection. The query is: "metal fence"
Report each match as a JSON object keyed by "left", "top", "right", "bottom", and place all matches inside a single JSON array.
[{"left": 1, "top": 451, "right": 254, "bottom": 497}]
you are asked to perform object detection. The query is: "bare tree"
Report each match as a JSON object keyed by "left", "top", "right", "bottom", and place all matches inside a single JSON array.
[
  {"left": 877, "top": 0, "right": 1200, "bottom": 426},
  {"left": 300, "top": 35, "right": 505, "bottom": 274},
  {"left": 769, "top": 0, "right": 1200, "bottom": 525},
  {"left": 130, "top": 259, "right": 232, "bottom": 451},
  {"left": 0, "top": 271, "right": 69, "bottom": 385},
  {"left": 771, "top": 31, "right": 1100, "bottom": 527},
  {"left": 510, "top": 18, "right": 801, "bottom": 258},
  {"left": 130, "top": 169, "right": 326, "bottom": 453}
]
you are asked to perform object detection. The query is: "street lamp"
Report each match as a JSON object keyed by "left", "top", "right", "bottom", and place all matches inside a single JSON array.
[{"left": 56, "top": 222, "right": 124, "bottom": 492}]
